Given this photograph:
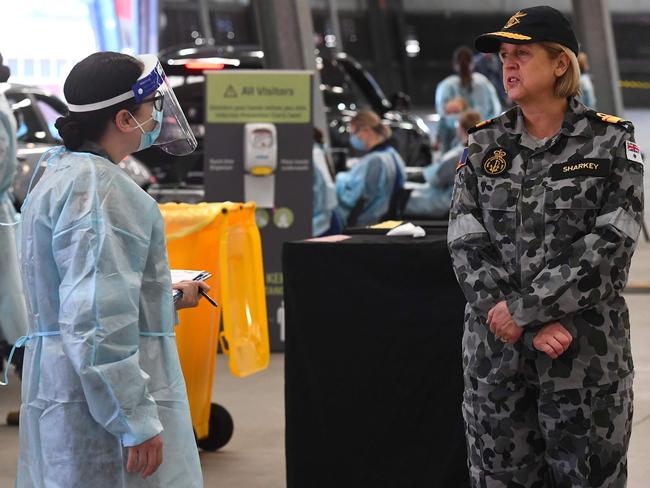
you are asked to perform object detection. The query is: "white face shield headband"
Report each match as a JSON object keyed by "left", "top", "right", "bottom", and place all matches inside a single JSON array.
[{"left": 66, "top": 54, "right": 197, "bottom": 156}]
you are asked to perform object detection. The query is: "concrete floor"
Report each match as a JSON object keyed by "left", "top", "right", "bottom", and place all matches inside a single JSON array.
[
  {"left": 0, "top": 352, "right": 287, "bottom": 487},
  {"left": 2, "top": 110, "right": 650, "bottom": 487},
  {"left": 2, "top": 247, "right": 650, "bottom": 487}
]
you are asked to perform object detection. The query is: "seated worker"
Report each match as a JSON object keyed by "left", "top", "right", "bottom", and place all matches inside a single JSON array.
[
  {"left": 335, "top": 110, "right": 406, "bottom": 226},
  {"left": 312, "top": 127, "right": 340, "bottom": 236},
  {"left": 435, "top": 96, "right": 468, "bottom": 154},
  {"left": 406, "top": 110, "right": 481, "bottom": 218}
]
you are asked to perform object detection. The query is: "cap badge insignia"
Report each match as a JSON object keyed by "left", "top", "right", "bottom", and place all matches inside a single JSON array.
[{"left": 504, "top": 11, "right": 527, "bottom": 29}]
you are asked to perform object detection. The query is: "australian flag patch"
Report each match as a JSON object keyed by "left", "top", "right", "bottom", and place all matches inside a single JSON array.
[{"left": 456, "top": 147, "right": 469, "bottom": 172}]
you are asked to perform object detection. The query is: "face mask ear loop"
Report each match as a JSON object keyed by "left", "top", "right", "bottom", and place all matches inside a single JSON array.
[{"left": 127, "top": 111, "right": 149, "bottom": 135}]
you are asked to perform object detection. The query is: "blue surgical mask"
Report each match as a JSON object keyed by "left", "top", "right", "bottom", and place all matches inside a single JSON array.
[
  {"left": 131, "top": 107, "right": 163, "bottom": 152},
  {"left": 444, "top": 113, "right": 460, "bottom": 130},
  {"left": 350, "top": 134, "right": 366, "bottom": 152}
]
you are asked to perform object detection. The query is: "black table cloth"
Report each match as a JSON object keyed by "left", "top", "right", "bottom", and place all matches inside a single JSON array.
[{"left": 283, "top": 231, "right": 469, "bottom": 487}]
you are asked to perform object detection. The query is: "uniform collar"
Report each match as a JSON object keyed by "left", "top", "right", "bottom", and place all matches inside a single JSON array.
[
  {"left": 559, "top": 97, "right": 593, "bottom": 139},
  {"left": 368, "top": 140, "right": 392, "bottom": 153},
  {"left": 503, "top": 97, "right": 593, "bottom": 140}
]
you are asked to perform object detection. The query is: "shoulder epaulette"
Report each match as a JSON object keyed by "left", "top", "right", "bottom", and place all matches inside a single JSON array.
[
  {"left": 467, "top": 118, "right": 494, "bottom": 135},
  {"left": 586, "top": 110, "right": 634, "bottom": 131}
]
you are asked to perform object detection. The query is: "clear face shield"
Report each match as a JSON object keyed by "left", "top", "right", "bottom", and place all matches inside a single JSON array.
[{"left": 66, "top": 54, "right": 197, "bottom": 156}]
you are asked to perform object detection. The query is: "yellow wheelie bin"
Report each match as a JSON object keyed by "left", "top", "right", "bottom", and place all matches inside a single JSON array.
[{"left": 160, "top": 202, "right": 270, "bottom": 451}]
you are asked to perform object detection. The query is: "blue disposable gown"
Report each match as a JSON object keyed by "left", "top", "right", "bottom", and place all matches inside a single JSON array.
[
  {"left": 335, "top": 144, "right": 406, "bottom": 226},
  {"left": 435, "top": 73, "right": 502, "bottom": 153},
  {"left": 16, "top": 147, "right": 203, "bottom": 487},
  {"left": 312, "top": 144, "right": 337, "bottom": 236},
  {"left": 405, "top": 144, "right": 464, "bottom": 218},
  {"left": 472, "top": 53, "right": 509, "bottom": 108},
  {"left": 0, "top": 90, "right": 28, "bottom": 344},
  {"left": 578, "top": 73, "right": 597, "bottom": 109}
]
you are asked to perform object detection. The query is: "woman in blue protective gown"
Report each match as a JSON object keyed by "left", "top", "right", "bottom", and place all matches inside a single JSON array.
[
  {"left": 312, "top": 127, "right": 339, "bottom": 236},
  {"left": 335, "top": 110, "right": 406, "bottom": 226},
  {"left": 435, "top": 46, "right": 502, "bottom": 153},
  {"left": 15, "top": 52, "right": 204, "bottom": 487},
  {"left": 0, "top": 53, "right": 28, "bottom": 380}
]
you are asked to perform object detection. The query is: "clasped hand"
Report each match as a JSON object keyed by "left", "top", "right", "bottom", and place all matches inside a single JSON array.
[
  {"left": 532, "top": 322, "right": 572, "bottom": 359},
  {"left": 487, "top": 301, "right": 573, "bottom": 359},
  {"left": 487, "top": 301, "right": 523, "bottom": 344}
]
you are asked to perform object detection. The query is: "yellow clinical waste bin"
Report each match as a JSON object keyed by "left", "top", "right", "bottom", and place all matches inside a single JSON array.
[{"left": 160, "top": 202, "right": 270, "bottom": 451}]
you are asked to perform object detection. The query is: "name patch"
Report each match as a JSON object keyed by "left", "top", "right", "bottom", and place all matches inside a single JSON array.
[{"left": 549, "top": 159, "right": 610, "bottom": 180}]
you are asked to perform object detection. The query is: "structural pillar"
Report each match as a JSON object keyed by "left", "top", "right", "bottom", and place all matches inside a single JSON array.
[
  {"left": 572, "top": 0, "right": 624, "bottom": 115},
  {"left": 326, "top": 0, "right": 344, "bottom": 52},
  {"left": 252, "top": 0, "right": 329, "bottom": 144}
]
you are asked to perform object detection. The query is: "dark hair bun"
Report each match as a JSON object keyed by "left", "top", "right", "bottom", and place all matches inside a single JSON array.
[{"left": 55, "top": 115, "right": 84, "bottom": 150}]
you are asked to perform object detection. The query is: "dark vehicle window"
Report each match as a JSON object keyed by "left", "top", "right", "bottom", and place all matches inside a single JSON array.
[
  {"left": 319, "top": 58, "right": 372, "bottom": 110},
  {"left": 208, "top": 9, "right": 257, "bottom": 45},
  {"left": 36, "top": 98, "right": 64, "bottom": 141},
  {"left": 160, "top": 8, "right": 202, "bottom": 49},
  {"left": 7, "top": 93, "right": 65, "bottom": 144},
  {"left": 7, "top": 94, "right": 44, "bottom": 143},
  {"left": 160, "top": 2, "right": 257, "bottom": 50},
  {"left": 171, "top": 78, "right": 206, "bottom": 125}
]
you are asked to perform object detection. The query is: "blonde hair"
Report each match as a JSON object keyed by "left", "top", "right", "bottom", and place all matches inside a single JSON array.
[
  {"left": 350, "top": 109, "right": 392, "bottom": 139},
  {"left": 540, "top": 42, "right": 581, "bottom": 98}
]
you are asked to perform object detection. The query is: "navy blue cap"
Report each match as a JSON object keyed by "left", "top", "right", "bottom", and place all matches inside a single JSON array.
[{"left": 475, "top": 6, "right": 579, "bottom": 57}]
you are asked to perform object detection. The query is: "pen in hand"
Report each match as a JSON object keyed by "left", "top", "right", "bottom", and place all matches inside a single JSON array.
[
  {"left": 173, "top": 280, "right": 217, "bottom": 309},
  {"left": 199, "top": 288, "right": 218, "bottom": 308}
]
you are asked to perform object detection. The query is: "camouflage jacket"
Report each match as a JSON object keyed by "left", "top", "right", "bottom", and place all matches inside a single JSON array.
[{"left": 447, "top": 98, "right": 644, "bottom": 391}]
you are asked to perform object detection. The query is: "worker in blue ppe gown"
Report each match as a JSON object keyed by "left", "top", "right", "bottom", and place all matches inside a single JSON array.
[
  {"left": 435, "top": 46, "right": 502, "bottom": 153},
  {"left": 0, "top": 52, "right": 29, "bottom": 395},
  {"left": 577, "top": 52, "right": 597, "bottom": 109},
  {"left": 312, "top": 127, "right": 339, "bottom": 236},
  {"left": 335, "top": 110, "right": 406, "bottom": 226},
  {"left": 12, "top": 52, "right": 204, "bottom": 487},
  {"left": 406, "top": 110, "right": 481, "bottom": 218}
]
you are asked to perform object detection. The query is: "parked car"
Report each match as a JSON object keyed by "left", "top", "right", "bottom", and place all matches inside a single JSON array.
[
  {"left": 135, "top": 44, "right": 432, "bottom": 200},
  {"left": 3, "top": 83, "right": 154, "bottom": 209}
]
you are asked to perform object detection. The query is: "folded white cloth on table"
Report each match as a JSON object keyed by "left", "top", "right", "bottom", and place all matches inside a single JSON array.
[{"left": 386, "top": 222, "right": 426, "bottom": 238}]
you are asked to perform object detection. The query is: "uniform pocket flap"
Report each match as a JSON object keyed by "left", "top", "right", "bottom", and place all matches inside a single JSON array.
[
  {"left": 595, "top": 208, "right": 640, "bottom": 240},
  {"left": 448, "top": 213, "right": 486, "bottom": 243},
  {"left": 544, "top": 178, "right": 605, "bottom": 209}
]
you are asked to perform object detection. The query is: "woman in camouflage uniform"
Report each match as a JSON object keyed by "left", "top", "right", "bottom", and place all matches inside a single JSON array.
[{"left": 448, "top": 6, "right": 643, "bottom": 487}]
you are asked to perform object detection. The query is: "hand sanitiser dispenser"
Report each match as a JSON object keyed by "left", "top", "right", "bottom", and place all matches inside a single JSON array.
[{"left": 244, "top": 123, "right": 277, "bottom": 208}]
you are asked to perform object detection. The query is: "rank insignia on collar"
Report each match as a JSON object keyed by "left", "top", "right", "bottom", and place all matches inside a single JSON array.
[
  {"left": 482, "top": 147, "right": 511, "bottom": 176},
  {"left": 467, "top": 118, "right": 494, "bottom": 134},
  {"left": 456, "top": 147, "right": 469, "bottom": 172},
  {"left": 597, "top": 112, "right": 625, "bottom": 124},
  {"left": 586, "top": 110, "right": 634, "bottom": 132}
]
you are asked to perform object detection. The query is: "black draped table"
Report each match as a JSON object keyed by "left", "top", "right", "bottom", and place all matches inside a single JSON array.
[{"left": 283, "top": 229, "right": 469, "bottom": 487}]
